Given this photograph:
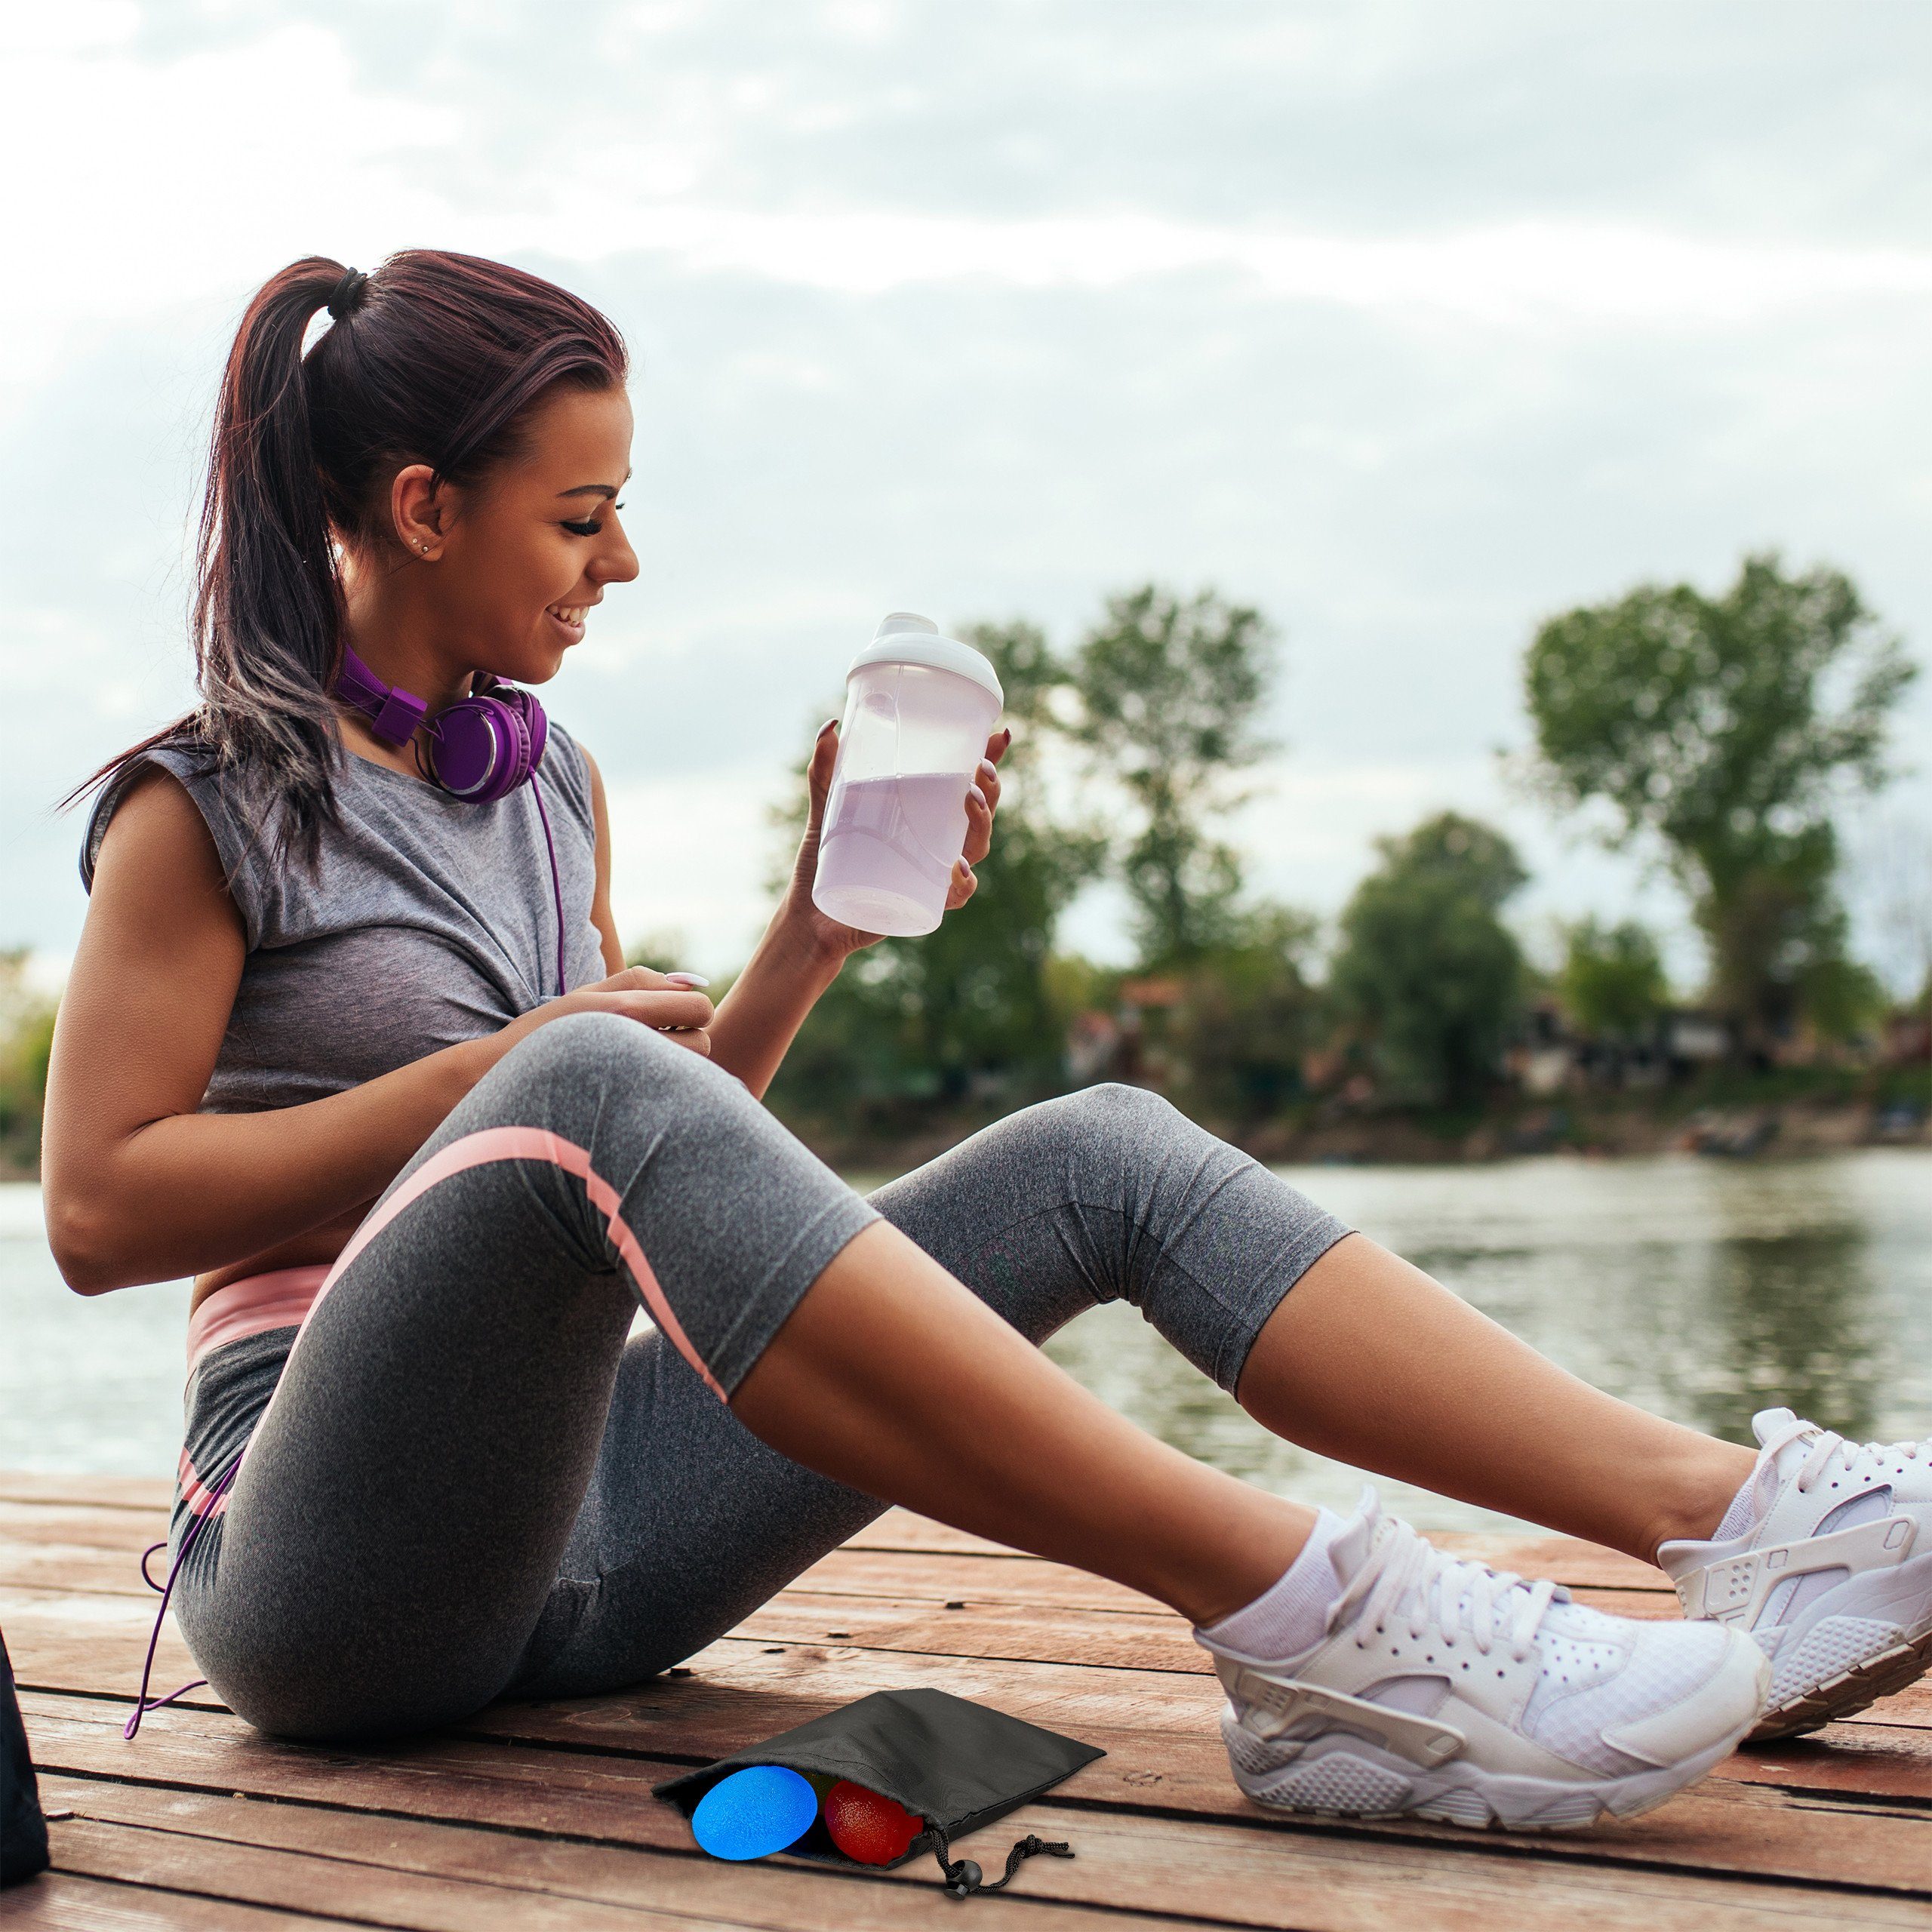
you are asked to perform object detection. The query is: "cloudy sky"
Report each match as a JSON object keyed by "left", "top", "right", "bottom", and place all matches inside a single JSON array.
[{"left": 5, "top": 1, "right": 1930, "bottom": 985}]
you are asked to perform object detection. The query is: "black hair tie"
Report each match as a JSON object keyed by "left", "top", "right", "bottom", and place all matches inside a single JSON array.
[{"left": 326, "top": 267, "right": 370, "bottom": 321}]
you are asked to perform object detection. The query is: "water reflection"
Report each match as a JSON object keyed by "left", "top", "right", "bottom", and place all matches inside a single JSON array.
[
  {"left": 1699, "top": 1229, "right": 1881, "bottom": 1446},
  {"left": 1041, "top": 1150, "right": 1931, "bottom": 1534},
  {"left": 3, "top": 1152, "right": 1928, "bottom": 1535}
]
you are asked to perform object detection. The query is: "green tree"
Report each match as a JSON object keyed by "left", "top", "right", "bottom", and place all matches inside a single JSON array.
[
  {"left": 0, "top": 949, "right": 57, "bottom": 1170},
  {"left": 1067, "top": 586, "right": 1277, "bottom": 967},
  {"left": 1331, "top": 814, "right": 1527, "bottom": 1111},
  {"left": 1558, "top": 918, "right": 1668, "bottom": 1041},
  {"left": 1523, "top": 554, "right": 1915, "bottom": 1052},
  {"left": 1164, "top": 904, "right": 1323, "bottom": 1123}
]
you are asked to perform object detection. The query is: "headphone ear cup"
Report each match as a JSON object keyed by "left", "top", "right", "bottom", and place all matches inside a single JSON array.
[
  {"left": 429, "top": 697, "right": 514, "bottom": 801},
  {"left": 425, "top": 685, "right": 546, "bottom": 801},
  {"left": 498, "top": 687, "right": 548, "bottom": 779}
]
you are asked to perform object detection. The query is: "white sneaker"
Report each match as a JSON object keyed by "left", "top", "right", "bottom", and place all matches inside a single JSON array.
[
  {"left": 1659, "top": 1407, "right": 1932, "bottom": 1740},
  {"left": 1201, "top": 1495, "right": 1768, "bottom": 1830}
]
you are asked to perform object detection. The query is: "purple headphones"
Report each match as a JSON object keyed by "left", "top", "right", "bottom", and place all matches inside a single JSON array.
[
  {"left": 334, "top": 644, "right": 569, "bottom": 994},
  {"left": 335, "top": 644, "right": 549, "bottom": 801}
]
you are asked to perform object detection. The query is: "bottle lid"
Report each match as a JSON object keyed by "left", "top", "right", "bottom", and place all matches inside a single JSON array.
[{"left": 846, "top": 612, "right": 1004, "bottom": 706}]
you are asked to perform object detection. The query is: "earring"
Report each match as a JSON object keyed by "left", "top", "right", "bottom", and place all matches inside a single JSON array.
[{"left": 419, "top": 541, "right": 430, "bottom": 552}]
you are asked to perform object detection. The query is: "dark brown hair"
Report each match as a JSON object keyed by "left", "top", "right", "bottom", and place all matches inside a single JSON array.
[{"left": 75, "top": 250, "right": 628, "bottom": 866}]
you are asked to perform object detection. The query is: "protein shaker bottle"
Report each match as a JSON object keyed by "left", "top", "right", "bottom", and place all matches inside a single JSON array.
[{"left": 811, "top": 613, "right": 1005, "bottom": 937}]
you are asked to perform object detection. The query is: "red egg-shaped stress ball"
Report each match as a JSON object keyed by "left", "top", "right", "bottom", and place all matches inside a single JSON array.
[{"left": 823, "top": 1780, "right": 923, "bottom": 1866}]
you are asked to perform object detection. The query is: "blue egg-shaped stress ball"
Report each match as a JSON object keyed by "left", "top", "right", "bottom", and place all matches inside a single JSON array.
[{"left": 691, "top": 1765, "right": 820, "bottom": 1861}]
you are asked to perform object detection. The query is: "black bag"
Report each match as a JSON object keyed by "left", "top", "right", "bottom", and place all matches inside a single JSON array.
[
  {"left": 654, "top": 1687, "right": 1103, "bottom": 1899},
  {"left": 2, "top": 1629, "right": 51, "bottom": 1890}
]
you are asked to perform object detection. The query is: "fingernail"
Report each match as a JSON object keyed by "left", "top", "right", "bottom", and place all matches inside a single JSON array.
[
  {"left": 977, "top": 758, "right": 997, "bottom": 780},
  {"left": 968, "top": 783, "right": 987, "bottom": 808},
  {"left": 665, "top": 971, "right": 710, "bottom": 988},
  {"left": 819, "top": 717, "right": 839, "bottom": 735}
]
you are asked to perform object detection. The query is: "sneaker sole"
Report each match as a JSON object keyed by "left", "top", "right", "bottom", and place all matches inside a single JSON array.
[
  {"left": 1750, "top": 1622, "right": 1932, "bottom": 1740},
  {"left": 1223, "top": 1694, "right": 1764, "bottom": 1832}
]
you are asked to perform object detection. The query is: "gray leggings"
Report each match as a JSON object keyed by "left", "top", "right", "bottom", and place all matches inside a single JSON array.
[{"left": 173, "top": 1013, "right": 1350, "bottom": 1740}]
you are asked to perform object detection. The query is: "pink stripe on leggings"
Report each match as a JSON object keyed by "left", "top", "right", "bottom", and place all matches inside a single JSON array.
[{"left": 304, "top": 1127, "right": 726, "bottom": 1401}]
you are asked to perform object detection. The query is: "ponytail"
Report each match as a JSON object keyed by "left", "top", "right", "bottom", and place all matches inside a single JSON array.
[{"left": 71, "top": 250, "right": 629, "bottom": 872}]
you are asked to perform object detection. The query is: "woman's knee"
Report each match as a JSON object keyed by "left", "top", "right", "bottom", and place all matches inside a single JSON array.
[
  {"left": 1018, "top": 1081, "right": 1192, "bottom": 1165},
  {"left": 491, "top": 1008, "right": 700, "bottom": 1106}
]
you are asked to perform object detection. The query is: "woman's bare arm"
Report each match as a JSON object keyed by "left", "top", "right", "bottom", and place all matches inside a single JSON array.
[{"left": 42, "top": 768, "right": 712, "bottom": 1294}]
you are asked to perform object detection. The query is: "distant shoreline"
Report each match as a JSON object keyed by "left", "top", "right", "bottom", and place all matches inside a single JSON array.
[
  {"left": 5, "top": 1090, "right": 1926, "bottom": 1192},
  {"left": 793, "top": 1090, "right": 1932, "bottom": 1178}
]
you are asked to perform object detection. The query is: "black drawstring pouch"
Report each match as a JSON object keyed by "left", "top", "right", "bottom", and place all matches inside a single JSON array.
[
  {"left": 2, "top": 1629, "right": 51, "bottom": 1890},
  {"left": 654, "top": 1687, "right": 1103, "bottom": 1899}
]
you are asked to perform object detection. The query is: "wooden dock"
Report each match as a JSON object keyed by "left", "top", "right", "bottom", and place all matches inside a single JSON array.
[{"left": 5, "top": 1468, "right": 1931, "bottom": 1930}]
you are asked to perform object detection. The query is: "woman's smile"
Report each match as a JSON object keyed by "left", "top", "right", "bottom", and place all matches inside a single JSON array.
[{"left": 545, "top": 600, "right": 592, "bottom": 645}]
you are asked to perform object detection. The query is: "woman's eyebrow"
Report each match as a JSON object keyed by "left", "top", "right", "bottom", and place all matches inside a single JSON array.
[{"left": 556, "top": 481, "right": 624, "bottom": 500}]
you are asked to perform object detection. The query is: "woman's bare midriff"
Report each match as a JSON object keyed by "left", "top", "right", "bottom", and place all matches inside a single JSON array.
[{"left": 189, "top": 1200, "right": 374, "bottom": 1313}]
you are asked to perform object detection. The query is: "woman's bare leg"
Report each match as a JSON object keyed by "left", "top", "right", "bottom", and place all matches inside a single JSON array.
[
  {"left": 1233, "top": 1233, "right": 1756, "bottom": 1564},
  {"left": 733, "top": 1220, "right": 1315, "bottom": 1629}
]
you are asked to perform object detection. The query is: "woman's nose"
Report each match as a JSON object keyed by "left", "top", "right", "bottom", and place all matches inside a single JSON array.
[{"left": 594, "top": 528, "right": 640, "bottom": 586}]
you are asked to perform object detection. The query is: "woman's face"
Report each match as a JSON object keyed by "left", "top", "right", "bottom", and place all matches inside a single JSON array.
[{"left": 420, "top": 381, "right": 640, "bottom": 686}]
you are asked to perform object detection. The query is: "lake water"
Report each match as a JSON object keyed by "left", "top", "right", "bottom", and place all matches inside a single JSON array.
[{"left": 5, "top": 1149, "right": 1929, "bottom": 1536}]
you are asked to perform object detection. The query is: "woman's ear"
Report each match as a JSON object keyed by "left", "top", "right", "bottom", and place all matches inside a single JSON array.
[{"left": 390, "top": 463, "right": 454, "bottom": 559}]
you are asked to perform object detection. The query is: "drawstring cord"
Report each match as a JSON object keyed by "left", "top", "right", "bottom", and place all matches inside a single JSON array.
[
  {"left": 529, "top": 770, "right": 568, "bottom": 997},
  {"left": 929, "top": 1826, "right": 1074, "bottom": 1900},
  {"left": 127, "top": 1450, "right": 243, "bottom": 1740}
]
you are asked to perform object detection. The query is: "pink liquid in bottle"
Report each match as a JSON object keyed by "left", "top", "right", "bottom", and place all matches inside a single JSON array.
[{"left": 814, "top": 771, "right": 973, "bottom": 937}]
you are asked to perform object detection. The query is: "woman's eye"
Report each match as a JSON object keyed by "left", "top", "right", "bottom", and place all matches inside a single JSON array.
[{"left": 562, "top": 518, "right": 604, "bottom": 537}]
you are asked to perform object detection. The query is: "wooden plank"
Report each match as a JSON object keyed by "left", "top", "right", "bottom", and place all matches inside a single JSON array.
[
  {"left": 10, "top": 1561, "right": 1932, "bottom": 1780},
  {"left": 0, "top": 1500, "right": 174, "bottom": 1555},
  {"left": 39, "top": 1783, "right": 1196, "bottom": 1932},
  {"left": 0, "top": 1515, "right": 1673, "bottom": 1638},
  {"left": 1434, "top": 1531, "right": 1672, "bottom": 1592},
  {"left": 851, "top": 1509, "right": 1675, "bottom": 1592},
  {"left": 34, "top": 1752, "right": 1932, "bottom": 1932},
  {"left": 0, "top": 1541, "right": 153, "bottom": 1599},
  {"left": 23, "top": 1689, "right": 1932, "bottom": 1900},
  {"left": 0, "top": 1872, "right": 358, "bottom": 1930},
  {"left": 11, "top": 1553, "right": 1932, "bottom": 1788},
  {"left": 0, "top": 1480, "right": 1672, "bottom": 1590},
  {"left": 0, "top": 1472, "right": 172, "bottom": 1511},
  {"left": 48, "top": 1815, "right": 824, "bottom": 1932}
]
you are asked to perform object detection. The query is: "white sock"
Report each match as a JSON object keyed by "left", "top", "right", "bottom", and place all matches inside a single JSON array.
[
  {"left": 1712, "top": 1467, "right": 1760, "bottom": 1541},
  {"left": 1709, "top": 1432, "right": 1810, "bottom": 1544},
  {"left": 1195, "top": 1507, "right": 1349, "bottom": 1662}
]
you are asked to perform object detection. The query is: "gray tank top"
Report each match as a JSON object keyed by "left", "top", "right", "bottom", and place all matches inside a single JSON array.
[{"left": 82, "top": 727, "right": 606, "bottom": 1114}]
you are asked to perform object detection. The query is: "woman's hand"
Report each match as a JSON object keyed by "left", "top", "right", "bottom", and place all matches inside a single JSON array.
[
  {"left": 497, "top": 967, "right": 715, "bottom": 1059},
  {"left": 780, "top": 719, "right": 1014, "bottom": 961}
]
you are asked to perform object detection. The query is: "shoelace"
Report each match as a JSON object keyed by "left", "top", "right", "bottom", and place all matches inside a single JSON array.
[
  {"left": 1340, "top": 1512, "right": 1557, "bottom": 1666},
  {"left": 1769, "top": 1417, "right": 1932, "bottom": 1496}
]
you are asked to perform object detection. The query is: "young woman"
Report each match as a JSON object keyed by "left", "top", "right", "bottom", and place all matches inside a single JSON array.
[{"left": 44, "top": 251, "right": 1932, "bottom": 1833}]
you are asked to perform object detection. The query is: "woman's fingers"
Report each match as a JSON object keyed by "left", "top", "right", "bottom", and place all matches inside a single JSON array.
[
  {"left": 581, "top": 989, "right": 716, "bottom": 1033},
  {"left": 804, "top": 718, "right": 840, "bottom": 831},
  {"left": 587, "top": 964, "right": 709, "bottom": 995},
  {"left": 975, "top": 755, "right": 1003, "bottom": 813},
  {"left": 961, "top": 780, "right": 993, "bottom": 865},
  {"left": 945, "top": 857, "right": 979, "bottom": 911}
]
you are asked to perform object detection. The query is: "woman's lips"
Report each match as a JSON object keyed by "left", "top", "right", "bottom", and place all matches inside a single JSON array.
[{"left": 546, "top": 603, "right": 587, "bottom": 644}]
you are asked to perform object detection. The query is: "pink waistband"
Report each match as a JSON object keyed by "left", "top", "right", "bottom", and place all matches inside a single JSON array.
[{"left": 186, "top": 1265, "right": 329, "bottom": 1373}]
